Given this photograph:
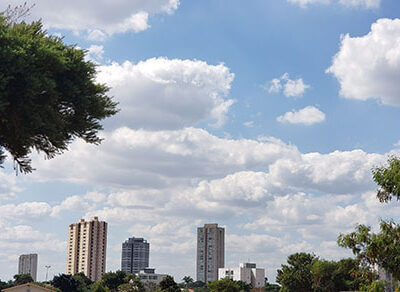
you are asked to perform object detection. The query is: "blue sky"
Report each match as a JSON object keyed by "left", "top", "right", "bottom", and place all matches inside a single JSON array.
[{"left": 1, "top": 0, "right": 400, "bottom": 284}]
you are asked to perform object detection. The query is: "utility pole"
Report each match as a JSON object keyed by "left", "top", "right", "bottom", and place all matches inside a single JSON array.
[{"left": 45, "top": 265, "right": 51, "bottom": 282}]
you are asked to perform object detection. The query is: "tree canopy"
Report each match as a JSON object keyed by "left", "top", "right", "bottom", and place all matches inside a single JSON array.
[
  {"left": 276, "top": 253, "right": 375, "bottom": 292},
  {"left": 338, "top": 220, "right": 400, "bottom": 281},
  {"left": 0, "top": 13, "right": 117, "bottom": 173},
  {"left": 372, "top": 156, "right": 400, "bottom": 202}
]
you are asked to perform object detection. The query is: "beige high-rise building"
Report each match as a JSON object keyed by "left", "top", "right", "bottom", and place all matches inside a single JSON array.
[
  {"left": 66, "top": 217, "right": 107, "bottom": 282},
  {"left": 196, "top": 223, "right": 225, "bottom": 282}
]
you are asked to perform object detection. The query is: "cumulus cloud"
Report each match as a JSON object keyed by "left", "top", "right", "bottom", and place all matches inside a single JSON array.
[
  {"left": 0, "top": 202, "right": 52, "bottom": 220},
  {"left": 288, "top": 0, "right": 379, "bottom": 8},
  {"left": 51, "top": 195, "right": 92, "bottom": 217},
  {"left": 0, "top": 170, "right": 20, "bottom": 201},
  {"left": 85, "top": 45, "right": 104, "bottom": 63},
  {"left": 268, "top": 73, "right": 310, "bottom": 98},
  {"left": 327, "top": 18, "right": 400, "bottom": 107},
  {"left": 339, "top": 0, "right": 380, "bottom": 8},
  {"left": 277, "top": 106, "right": 326, "bottom": 125},
  {"left": 2, "top": 0, "right": 180, "bottom": 40},
  {"left": 97, "top": 58, "right": 235, "bottom": 130},
  {"left": 30, "top": 127, "right": 297, "bottom": 188},
  {"left": 287, "top": 0, "right": 330, "bottom": 9}
]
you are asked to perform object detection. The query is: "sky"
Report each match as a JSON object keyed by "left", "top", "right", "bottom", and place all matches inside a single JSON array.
[{"left": 1, "top": 0, "right": 400, "bottom": 284}]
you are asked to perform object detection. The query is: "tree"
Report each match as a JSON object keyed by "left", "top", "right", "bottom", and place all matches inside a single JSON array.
[
  {"left": 207, "top": 278, "right": 242, "bottom": 292},
  {"left": 0, "top": 278, "right": 10, "bottom": 290},
  {"left": 276, "top": 253, "right": 317, "bottom": 292},
  {"left": 311, "top": 260, "right": 337, "bottom": 292},
  {"left": 264, "top": 282, "right": 280, "bottom": 292},
  {"left": 0, "top": 14, "right": 118, "bottom": 173},
  {"left": 338, "top": 220, "right": 400, "bottom": 280},
  {"left": 102, "top": 271, "right": 127, "bottom": 292},
  {"left": 182, "top": 276, "right": 194, "bottom": 288},
  {"left": 372, "top": 156, "right": 400, "bottom": 202},
  {"left": 72, "top": 272, "right": 93, "bottom": 290},
  {"left": 159, "top": 275, "right": 180, "bottom": 292},
  {"left": 92, "top": 282, "right": 110, "bottom": 292},
  {"left": 118, "top": 274, "right": 145, "bottom": 292},
  {"left": 51, "top": 274, "right": 80, "bottom": 292},
  {"left": 13, "top": 274, "right": 33, "bottom": 285}
]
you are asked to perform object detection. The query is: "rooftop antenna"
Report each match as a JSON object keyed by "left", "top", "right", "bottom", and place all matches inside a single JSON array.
[{"left": 45, "top": 265, "right": 51, "bottom": 282}]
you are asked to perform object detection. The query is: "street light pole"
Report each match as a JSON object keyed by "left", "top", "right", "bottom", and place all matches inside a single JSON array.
[{"left": 45, "top": 265, "right": 51, "bottom": 282}]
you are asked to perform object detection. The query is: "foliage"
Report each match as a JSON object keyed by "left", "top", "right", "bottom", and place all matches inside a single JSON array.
[
  {"left": 338, "top": 220, "right": 400, "bottom": 280},
  {"left": 276, "top": 253, "right": 375, "bottom": 292},
  {"left": 92, "top": 281, "right": 110, "bottom": 292},
  {"left": 13, "top": 274, "right": 33, "bottom": 285},
  {"left": 0, "top": 14, "right": 118, "bottom": 173},
  {"left": 51, "top": 274, "right": 81, "bottom": 292},
  {"left": 192, "top": 281, "right": 206, "bottom": 288},
  {"left": 207, "top": 278, "right": 243, "bottom": 292},
  {"left": 159, "top": 275, "right": 180, "bottom": 292},
  {"left": 264, "top": 282, "right": 280, "bottom": 292},
  {"left": 0, "top": 278, "right": 10, "bottom": 290},
  {"left": 276, "top": 253, "right": 317, "bottom": 292},
  {"left": 182, "top": 276, "right": 194, "bottom": 288},
  {"left": 362, "top": 280, "right": 386, "bottom": 292},
  {"left": 372, "top": 156, "right": 400, "bottom": 202},
  {"left": 118, "top": 274, "right": 145, "bottom": 292},
  {"left": 102, "top": 271, "right": 127, "bottom": 291}
]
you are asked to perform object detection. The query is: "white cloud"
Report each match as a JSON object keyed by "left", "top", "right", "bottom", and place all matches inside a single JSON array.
[
  {"left": 287, "top": 0, "right": 330, "bottom": 8},
  {"left": 2, "top": 0, "right": 180, "bottom": 40},
  {"left": 0, "top": 170, "right": 21, "bottom": 200},
  {"left": 339, "top": 0, "right": 380, "bottom": 8},
  {"left": 243, "top": 121, "right": 254, "bottom": 127},
  {"left": 327, "top": 18, "right": 400, "bottom": 107},
  {"left": 267, "top": 73, "right": 310, "bottom": 98},
  {"left": 85, "top": 45, "right": 104, "bottom": 63},
  {"left": 97, "top": 58, "right": 235, "bottom": 130},
  {"left": 0, "top": 202, "right": 52, "bottom": 220},
  {"left": 277, "top": 106, "right": 325, "bottom": 125},
  {"left": 51, "top": 195, "right": 91, "bottom": 217},
  {"left": 30, "top": 127, "right": 298, "bottom": 188},
  {"left": 288, "top": 0, "right": 379, "bottom": 8}
]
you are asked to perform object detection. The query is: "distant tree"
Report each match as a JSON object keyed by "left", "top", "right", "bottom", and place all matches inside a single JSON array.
[
  {"left": 102, "top": 271, "right": 127, "bottom": 292},
  {"left": 0, "top": 278, "right": 10, "bottom": 290},
  {"left": 118, "top": 274, "right": 145, "bottom": 292},
  {"left": 264, "top": 282, "right": 280, "bottom": 292},
  {"left": 192, "top": 281, "right": 206, "bottom": 288},
  {"left": 0, "top": 13, "right": 118, "bottom": 173},
  {"left": 182, "top": 276, "right": 194, "bottom": 288},
  {"left": 311, "top": 260, "right": 337, "bottom": 292},
  {"left": 72, "top": 272, "right": 92, "bottom": 291},
  {"left": 207, "top": 278, "right": 242, "bottom": 292},
  {"left": 92, "top": 281, "right": 110, "bottom": 292},
  {"left": 13, "top": 274, "right": 33, "bottom": 285},
  {"left": 338, "top": 220, "right": 400, "bottom": 281},
  {"left": 159, "top": 275, "right": 180, "bottom": 292},
  {"left": 372, "top": 156, "right": 400, "bottom": 202},
  {"left": 143, "top": 281, "right": 159, "bottom": 292},
  {"left": 276, "top": 253, "right": 317, "bottom": 292},
  {"left": 236, "top": 280, "right": 252, "bottom": 292},
  {"left": 51, "top": 274, "right": 80, "bottom": 292}
]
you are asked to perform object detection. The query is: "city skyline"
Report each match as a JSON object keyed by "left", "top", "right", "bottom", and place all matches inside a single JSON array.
[{"left": 2, "top": 0, "right": 400, "bottom": 283}]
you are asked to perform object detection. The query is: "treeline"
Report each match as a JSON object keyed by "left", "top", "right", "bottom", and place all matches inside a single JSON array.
[{"left": 0, "top": 272, "right": 277, "bottom": 292}]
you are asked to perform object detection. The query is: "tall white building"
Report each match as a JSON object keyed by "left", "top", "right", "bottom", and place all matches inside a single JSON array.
[
  {"left": 18, "top": 254, "right": 38, "bottom": 281},
  {"left": 66, "top": 217, "right": 107, "bottom": 282},
  {"left": 196, "top": 223, "right": 225, "bottom": 282},
  {"left": 218, "top": 263, "right": 265, "bottom": 288}
]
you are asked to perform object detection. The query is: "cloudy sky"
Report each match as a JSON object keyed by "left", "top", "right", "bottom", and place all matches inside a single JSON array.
[{"left": 1, "top": 0, "right": 400, "bottom": 284}]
